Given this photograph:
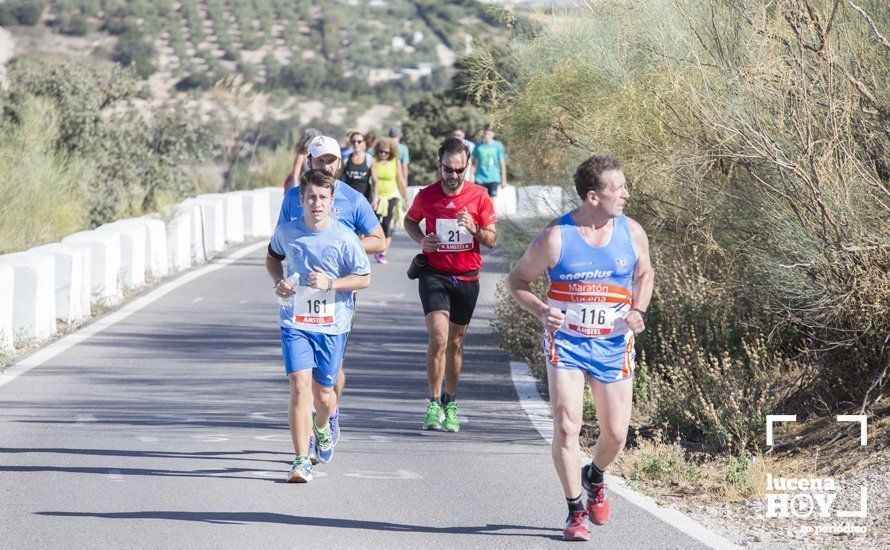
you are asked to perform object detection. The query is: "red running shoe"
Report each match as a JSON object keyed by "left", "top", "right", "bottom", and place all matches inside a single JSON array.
[
  {"left": 562, "top": 510, "right": 590, "bottom": 541},
  {"left": 585, "top": 482, "right": 611, "bottom": 525}
]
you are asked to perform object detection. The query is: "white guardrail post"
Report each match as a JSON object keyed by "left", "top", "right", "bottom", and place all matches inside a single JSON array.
[
  {"left": 62, "top": 230, "right": 122, "bottom": 303},
  {"left": 28, "top": 242, "right": 92, "bottom": 322},
  {"left": 96, "top": 221, "right": 146, "bottom": 289},
  {"left": 0, "top": 264, "right": 15, "bottom": 351},
  {"left": 0, "top": 252, "right": 57, "bottom": 343}
]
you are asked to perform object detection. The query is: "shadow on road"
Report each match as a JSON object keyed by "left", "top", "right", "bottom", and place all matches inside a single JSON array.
[{"left": 35, "top": 511, "right": 563, "bottom": 540}]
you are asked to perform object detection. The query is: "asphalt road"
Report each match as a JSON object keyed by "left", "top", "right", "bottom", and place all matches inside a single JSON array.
[{"left": 0, "top": 233, "right": 710, "bottom": 549}]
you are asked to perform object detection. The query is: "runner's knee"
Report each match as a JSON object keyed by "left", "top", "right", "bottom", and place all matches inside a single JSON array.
[
  {"left": 553, "top": 412, "right": 583, "bottom": 441},
  {"left": 289, "top": 375, "right": 311, "bottom": 398},
  {"left": 428, "top": 333, "right": 447, "bottom": 355},
  {"left": 598, "top": 426, "right": 628, "bottom": 450}
]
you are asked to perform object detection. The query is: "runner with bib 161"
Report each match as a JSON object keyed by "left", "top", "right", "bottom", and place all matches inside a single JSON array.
[{"left": 266, "top": 170, "right": 372, "bottom": 483}]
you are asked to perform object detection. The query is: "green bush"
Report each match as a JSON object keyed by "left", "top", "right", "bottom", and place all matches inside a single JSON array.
[
  {"left": 402, "top": 89, "right": 487, "bottom": 185},
  {"left": 2, "top": 0, "right": 47, "bottom": 26},
  {"left": 112, "top": 31, "right": 157, "bottom": 78}
]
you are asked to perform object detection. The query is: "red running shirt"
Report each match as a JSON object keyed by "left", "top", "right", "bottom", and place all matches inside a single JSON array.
[{"left": 406, "top": 181, "right": 497, "bottom": 279}]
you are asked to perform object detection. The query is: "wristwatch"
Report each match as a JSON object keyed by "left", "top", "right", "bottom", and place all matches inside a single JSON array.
[{"left": 630, "top": 307, "right": 648, "bottom": 322}]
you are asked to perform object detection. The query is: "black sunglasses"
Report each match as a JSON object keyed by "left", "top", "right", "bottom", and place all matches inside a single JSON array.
[
  {"left": 440, "top": 163, "right": 467, "bottom": 174},
  {"left": 351, "top": 139, "right": 364, "bottom": 144}
]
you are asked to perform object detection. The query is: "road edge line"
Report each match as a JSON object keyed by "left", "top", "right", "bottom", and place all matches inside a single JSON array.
[
  {"left": 0, "top": 241, "right": 267, "bottom": 390},
  {"left": 509, "top": 360, "right": 741, "bottom": 550}
]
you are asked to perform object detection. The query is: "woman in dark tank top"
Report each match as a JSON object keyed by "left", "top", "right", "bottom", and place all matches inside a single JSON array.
[{"left": 343, "top": 131, "right": 377, "bottom": 206}]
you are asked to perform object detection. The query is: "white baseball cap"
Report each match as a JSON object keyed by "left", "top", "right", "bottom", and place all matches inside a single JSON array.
[{"left": 308, "top": 135, "right": 341, "bottom": 159}]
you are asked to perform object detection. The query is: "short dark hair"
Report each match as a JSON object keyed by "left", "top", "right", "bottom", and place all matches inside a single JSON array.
[
  {"left": 438, "top": 137, "right": 469, "bottom": 163},
  {"left": 574, "top": 155, "right": 623, "bottom": 199},
  {"left": 299, "top": 169, "right": 336, "bottom": 196}
]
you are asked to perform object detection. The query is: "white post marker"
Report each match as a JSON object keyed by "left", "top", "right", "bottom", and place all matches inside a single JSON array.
[
  {"left": 62, "top": 230, "right": 123, "bottom": 303},
  {"left": 260, "top": 187, "right": 284, "bottom": 227},
  {"left": 493, "top": 183, "right": 518, "bottom": 217},
  {"left": 0, "top": 264, "right": 14, "bottom": 351},
  {"left": 203, "top": 192, "right": 244, "bottom": 245},
  {"left": 176, "top": 201, "right": 206, "bottom": 265},
  {"left": 235, "top": 189, "right": 272, "bottom": 238},
  {"left": 161, "top": 207, "right": 193, "bottom": 272},
  {"left": 28, "top": 242, "right": 92, "bottom": 322},
  {"left": 184, "top": 196, "right": 226, "bottom": 256},
  {"left": 0, "top": 252, "right": 57, "bottom": 342},
  {"left": 516, "top": 185, "right": 566, "bottom": 218},
  {"left": 97, "top": 221, "right": 146, "bottom": 289}
]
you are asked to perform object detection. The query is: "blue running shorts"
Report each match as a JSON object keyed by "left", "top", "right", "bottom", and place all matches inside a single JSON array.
[
  {"left": 542, "top": 331, "right": 636, "bottom": 384},
  {"left": 281, "top": 327, "right": 348, "bottom": 387}
]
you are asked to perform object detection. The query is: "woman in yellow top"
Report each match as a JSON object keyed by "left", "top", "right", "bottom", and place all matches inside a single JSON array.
[{"left": 371, "top": 138, "right": 406, "bottom": 263}]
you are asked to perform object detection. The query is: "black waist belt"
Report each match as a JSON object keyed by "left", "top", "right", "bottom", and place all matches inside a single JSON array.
[{"left": 425, "top": 267, "right": 480, "bottom": 279}]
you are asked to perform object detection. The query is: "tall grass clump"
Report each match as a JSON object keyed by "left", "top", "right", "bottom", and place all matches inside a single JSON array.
[
  {"left": 477, "top": 0, "right": 889, "bottom": 453},
  {"left": 0, "top": 97, "right": 89, "bottom": 253}
]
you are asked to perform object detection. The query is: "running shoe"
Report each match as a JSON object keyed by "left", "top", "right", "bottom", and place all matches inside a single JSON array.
[
  {"left": 441, "top": 401, "right": 460, "bottom": 432},
  {"left": 287, "top": 455, "right": 313, "bottom": 483},
  {"left": 563, "top": 510, "right": 590, "bottom": 541},
  {"left": 581, "top": 463, "right": 611, "bottom": 525},
  {"left": 308, "top": 434, "right": 318, "bottom": 464},
  {"left": 378, "top": 253, "right": 388, "bottom": 264},
  {"left": 329, "top": 408, "right": 340, "bottom": 447},
  {"left": 313, "top": 412, "right": 334, "bottom": 463},
  {"left": 423, "top": 400, "right": 443, "bottom": 430},
  {"left": 373, "top": 253, "right": 383, "bottom": 263}
]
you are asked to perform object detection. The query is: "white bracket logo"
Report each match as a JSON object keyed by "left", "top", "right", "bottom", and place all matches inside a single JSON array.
[{"left": 765, "top": 414, "right": 867, "bottom": 446}]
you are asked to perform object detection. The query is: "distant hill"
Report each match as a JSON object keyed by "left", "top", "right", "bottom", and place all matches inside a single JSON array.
[{"left": 2, "top": 0, "right": 505, "bottom": 132}]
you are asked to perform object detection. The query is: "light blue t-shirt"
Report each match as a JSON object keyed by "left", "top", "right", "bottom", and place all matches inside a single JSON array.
[
  {"left": 398, "top": 143, "right": 410, "bottom": 165},
  {"left": 277, "top": 181, "right": 380, "bottom": 236},
  {"left": 472, "top": 140, "right": 506, "bottom": 183},
  {"left": 270, "top": 218, "right": 371, "bottom": 334}
]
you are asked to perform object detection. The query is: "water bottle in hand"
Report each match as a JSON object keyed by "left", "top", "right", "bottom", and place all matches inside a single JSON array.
[{"left": 277, "top": 273, "right": 300, "bottom": 307}]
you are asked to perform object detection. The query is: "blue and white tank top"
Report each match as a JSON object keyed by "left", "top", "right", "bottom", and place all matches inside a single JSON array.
[{"left": 547, "top": 213, "right": 637, "bottom": 338}]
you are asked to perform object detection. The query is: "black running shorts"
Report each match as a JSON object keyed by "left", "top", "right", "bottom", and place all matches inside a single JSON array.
[{"left": 418, "top": 271, "right": 480, "bottom": 326}]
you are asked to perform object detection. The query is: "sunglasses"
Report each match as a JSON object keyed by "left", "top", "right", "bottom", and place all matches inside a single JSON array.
[
  {"left": 440, "top": 163, "right": 467, "bottom": 174},
  {"left": 379, "top": 150, "right": 391, "bottom": 154},
  {"left": 351, "top": 139, "right": 364, "bottom": 144}
]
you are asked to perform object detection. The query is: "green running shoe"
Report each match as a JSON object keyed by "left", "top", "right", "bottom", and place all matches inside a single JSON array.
[
  {"left": 287, "top": 455, "right": 313, "bottom": 483},
  {"left": 312, "top": 412, "right": 334, "bottom": 464},
  {"left": 423, "top": 400, "right": 443, "bottom": 430},
  {"left": 442, "top": 401, "right": 460, "bottom": 432}
]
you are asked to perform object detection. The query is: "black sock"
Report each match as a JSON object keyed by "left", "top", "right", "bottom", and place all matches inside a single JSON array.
[
  {"left": 567, "top": 494, "right": 584, "bottom": 514},
  {"left": 587, "top": 461, "right": 605, "bottom": 485},
  {"left": 429, "top": 396, "right": 441, "bottom": 405},
  {"left": 441, "top": 392, "right": 455, "bottom": 405}
]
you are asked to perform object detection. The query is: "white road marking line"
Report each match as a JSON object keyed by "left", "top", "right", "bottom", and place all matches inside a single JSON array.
[
  {"left": 345, "top": 470, "right": 422, "bottom": 480},
  {"left": 0, "top": 241, "right": 267, "bottom": 390},
  {"left": 74, "top": 415, "right": 97, "bottom": 426},
  {"left": 255, "top": 434, "right": 291, "bottom": 442},
  {"left": 509, "top": 361, "right": 740, "bottom": 550},
  {"left": 106, "top": 470, "right": 124, "bottom": 482},
  {"left": 191, "top": 434, "right": 230, "bottom": 442},
  {"left": 192, "top": 297, "right": 204, "bottom": 303}
]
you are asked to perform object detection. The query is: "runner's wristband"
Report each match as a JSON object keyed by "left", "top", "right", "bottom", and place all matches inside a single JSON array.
[
  {"left": 327, "top": 278, "right": 333, "bottom": 291},
  {"left": 630, "top": 308, "right": 648, "bottom": 322}
]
